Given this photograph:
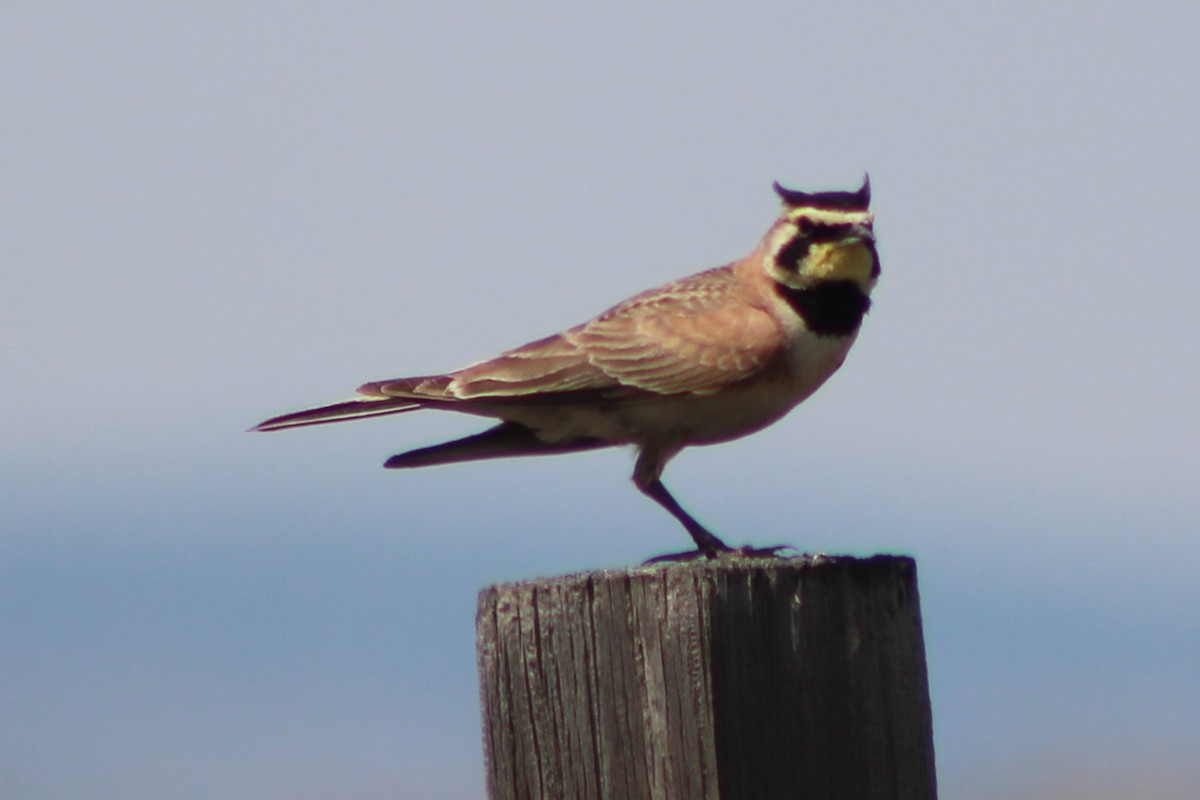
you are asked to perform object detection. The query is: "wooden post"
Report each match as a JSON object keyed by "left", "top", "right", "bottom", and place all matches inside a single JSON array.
[{"left": 476, "top": 555, "right": 936, "bottom": 800}]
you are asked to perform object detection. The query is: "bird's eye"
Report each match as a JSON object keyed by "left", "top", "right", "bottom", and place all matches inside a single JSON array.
[
  {"left": 795, "top": 218, "right": 815, "bottom": 236},
  {"left": 775, "top": 233, "right": 810, "bottom": 270}
]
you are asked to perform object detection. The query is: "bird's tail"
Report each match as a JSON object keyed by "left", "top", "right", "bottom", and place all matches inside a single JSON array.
[
  {"left": 253, "top": 374, "right": 456, "bottom": 432},
  {"left": 384, "top": 422, "right": 608, "bottom": 468},
  {"left": 251, "top": 396, "right": 420, "bottom": 432}
]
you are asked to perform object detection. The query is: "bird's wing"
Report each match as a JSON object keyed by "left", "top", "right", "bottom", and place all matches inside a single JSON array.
[{"left": 441, "top": 267, "right": 786, "bottom": 400}]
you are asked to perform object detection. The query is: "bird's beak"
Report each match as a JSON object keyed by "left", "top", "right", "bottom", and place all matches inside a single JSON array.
[{"left": 849, "top": 222, "right": 876, "bottom": 243}]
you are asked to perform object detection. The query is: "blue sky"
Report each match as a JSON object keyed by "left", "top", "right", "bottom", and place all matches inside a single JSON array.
[{"left": 3, "top": 2, "right": 1198, "bottom": 798}]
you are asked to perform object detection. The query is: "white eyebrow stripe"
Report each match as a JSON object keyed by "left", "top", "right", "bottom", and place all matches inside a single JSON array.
[{"left": 784, "top": 207, "right": 874, "bottom": 226}]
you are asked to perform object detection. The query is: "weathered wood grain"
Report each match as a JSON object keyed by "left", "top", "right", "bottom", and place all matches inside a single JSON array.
[{"left": 477, "top": 555, "right": 936, "bottom": 800}]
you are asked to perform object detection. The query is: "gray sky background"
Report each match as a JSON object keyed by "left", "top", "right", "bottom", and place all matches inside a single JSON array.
[{"left": 3, "top": 2, "right": 1198, "bottom": 798}]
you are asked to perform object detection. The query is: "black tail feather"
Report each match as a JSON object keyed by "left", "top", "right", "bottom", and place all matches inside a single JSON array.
[{"left": 384, "top": 422, "right": 609, "bottom": 469}]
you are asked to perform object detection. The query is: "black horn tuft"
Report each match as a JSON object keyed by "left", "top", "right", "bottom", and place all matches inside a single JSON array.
[{"left": 773, "top": 173, "right": 872, "bottom": 211}]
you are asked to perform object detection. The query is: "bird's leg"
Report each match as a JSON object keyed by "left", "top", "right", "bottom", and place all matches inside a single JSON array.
[
  {"left": 632, "top": 449, "right": 731, "bottom": 558},
  {"left": 638, "top": 477, "right": 732, "bottom": 558},
  {"left": 633, "top": 451, "right": 795, "bottom": 563}
]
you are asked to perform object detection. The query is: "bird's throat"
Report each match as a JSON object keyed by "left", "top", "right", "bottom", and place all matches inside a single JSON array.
[{"left": 774, "top": 280, "right": 871, "bottom": 337}]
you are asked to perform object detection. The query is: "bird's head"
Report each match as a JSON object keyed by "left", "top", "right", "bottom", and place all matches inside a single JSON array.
[{"left": 762, "top": 175, "right": 879, "bottom": 294}]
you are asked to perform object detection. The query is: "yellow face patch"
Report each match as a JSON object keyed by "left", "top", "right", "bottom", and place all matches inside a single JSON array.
[{"left": 800, "top": 240, "right": 877, "bottom": 285}]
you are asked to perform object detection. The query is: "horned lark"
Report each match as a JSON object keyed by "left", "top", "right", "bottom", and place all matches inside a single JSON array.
[{"left": 254, "top": 177, "right": 879, "bottom": 557}]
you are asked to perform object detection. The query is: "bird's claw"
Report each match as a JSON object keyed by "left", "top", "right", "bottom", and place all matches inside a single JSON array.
[{"left": 642, "top": 543, "right": 796, "bottom": 565}]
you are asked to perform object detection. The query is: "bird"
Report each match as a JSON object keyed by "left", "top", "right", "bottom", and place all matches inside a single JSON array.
[{"left": 253, "top": 177, "right": 879, "bottom": 558}]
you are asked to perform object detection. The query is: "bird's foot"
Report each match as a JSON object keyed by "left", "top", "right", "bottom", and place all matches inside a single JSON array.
[
  {"left": 642, "top": 548, "right": 710, "bottom": 564},
  {"left": 642, "top": 543, "right": 796, "bottom": 565},
  {"left": 727, "top": 543, "right": 797, "bottom": 559}
]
